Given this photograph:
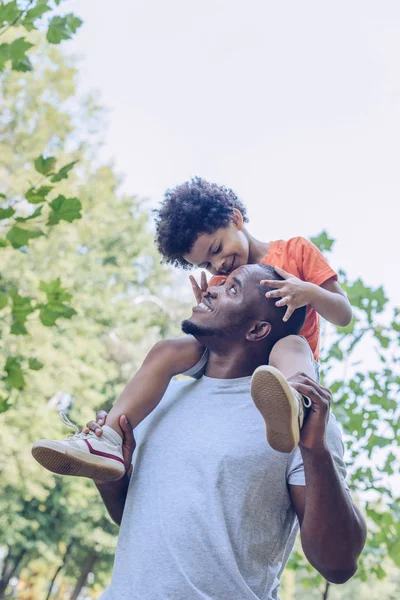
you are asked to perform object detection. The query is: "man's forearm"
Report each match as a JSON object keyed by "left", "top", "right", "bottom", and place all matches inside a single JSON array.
[
  {"left": 308, "top": 283, "right": 352, "bottom": 327},
  {"left": 299, "top": 446, "right": 366, "bottom": 583},
  {"left": 95, "top": 475, "right": 130, "bottom": 525}
]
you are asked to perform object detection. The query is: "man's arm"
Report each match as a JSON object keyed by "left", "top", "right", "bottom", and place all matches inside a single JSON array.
[
  {"left": 85, "top": 412, "right": 136, "bottom": 526},
  {"left": 288, "top": 374, "right": 367, "bottom": 584},
  {"left": 96, "top": 476, "right": 130, "bottom": 526}
]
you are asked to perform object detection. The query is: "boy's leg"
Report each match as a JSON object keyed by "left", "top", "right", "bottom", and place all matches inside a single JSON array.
[
  {"left": 251, "top": 335, "right": 315, "bottom": 453},
  {"left": 32, "top": 337, "right": 205, "bottom": 481},
  {"left": 105, "top": 337, "right": 205, "bottom": 436}
]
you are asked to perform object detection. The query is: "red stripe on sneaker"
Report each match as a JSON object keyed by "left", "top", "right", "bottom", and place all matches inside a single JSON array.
[{"left": 83, "top": 439, "right": 125, "bottom": 466}]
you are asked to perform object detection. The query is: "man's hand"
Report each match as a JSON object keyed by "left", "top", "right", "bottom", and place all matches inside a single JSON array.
[
  {"left": 260, "top": 266, "right": 315, "bottom": 321},
  {"left": 84, "top": 411, "right": 136, "bottom": 474},
  {"left": 189, "top": 271, "right": 208, "bottom": 304},
  {"left": 288, "top": 373, "right": 331, "bottom": 452}
]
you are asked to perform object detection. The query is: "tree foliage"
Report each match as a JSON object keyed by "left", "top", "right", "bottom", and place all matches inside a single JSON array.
[
  {"left": 0, "top": 0, "right": 83, "bottom": 404},
  {"left": 286, "top": 232, "right": 400, "bottom": 599}
]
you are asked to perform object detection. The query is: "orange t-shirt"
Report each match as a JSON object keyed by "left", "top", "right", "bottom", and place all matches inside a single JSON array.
[{"left": 209, "top": 237, "right": 337, "bottom": 361}]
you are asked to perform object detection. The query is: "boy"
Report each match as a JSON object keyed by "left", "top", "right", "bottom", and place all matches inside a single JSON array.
[{"left": 32, "top": 178, "right": 352, "bottom": 480}]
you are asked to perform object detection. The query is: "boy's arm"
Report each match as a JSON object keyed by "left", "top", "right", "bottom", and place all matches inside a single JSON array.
[
  {"left": 309, "top": 277, "right": 352, "bottom": 327},
  {"left": 261, "top": 269, "right": 352, "bottom": 327}
]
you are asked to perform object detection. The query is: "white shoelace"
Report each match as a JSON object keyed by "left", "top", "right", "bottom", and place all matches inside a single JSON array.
[{"left": 60, "top": 412, "right": 94, "bottom": 440}]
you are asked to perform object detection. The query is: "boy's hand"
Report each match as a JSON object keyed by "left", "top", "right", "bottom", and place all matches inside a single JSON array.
[
  {"left": 84, "top": 412, "right": 136, "bottom": 474},
  {"left": 260, "top": 266, "right": 314, "bottom": 321},
  {"left": 189, "top": 271, "right": 208, "bottom": 304}
]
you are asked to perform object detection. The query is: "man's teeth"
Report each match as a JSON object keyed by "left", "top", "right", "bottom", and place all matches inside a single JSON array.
[{"left": 198, "top": 302, "right": 212, "bottom": 312}]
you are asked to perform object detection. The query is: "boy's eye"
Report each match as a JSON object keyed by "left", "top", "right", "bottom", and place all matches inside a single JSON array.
[
  {"left": 230, "top": 285, "right": 237, "bottom": 294},
  {"left": 213, "top": 244, "right": 222, "bottom": 255}
]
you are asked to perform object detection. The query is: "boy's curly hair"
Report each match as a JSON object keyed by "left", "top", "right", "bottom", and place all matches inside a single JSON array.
[{"left": 154, "top": 177, "right": 249, "bottom": 269}]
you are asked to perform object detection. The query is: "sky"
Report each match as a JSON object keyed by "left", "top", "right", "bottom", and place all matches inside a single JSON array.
[{"left": 63, "top": 0, "right": 400, "bottom": 306}]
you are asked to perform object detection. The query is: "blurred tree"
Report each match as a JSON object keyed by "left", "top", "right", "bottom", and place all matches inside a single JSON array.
[{"left": 1, "top": 0, "right": 83, "bottom": 402}]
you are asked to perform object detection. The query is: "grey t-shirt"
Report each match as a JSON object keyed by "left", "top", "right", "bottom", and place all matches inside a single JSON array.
[{"left": 100, "top": 375, "right": 347, "bottom": 600}]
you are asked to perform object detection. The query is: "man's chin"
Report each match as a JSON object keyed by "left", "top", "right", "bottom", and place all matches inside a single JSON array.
[{"left": 181, "top": 319, "right": 217, "bottom": 338}]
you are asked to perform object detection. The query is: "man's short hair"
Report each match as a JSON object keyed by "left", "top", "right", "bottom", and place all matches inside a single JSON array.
[
  {"left": 154, "top": 177, "right": 248, "bottom": 269},
  {"left": 256, "top": 264, "right": 307, "bottom": 340}
]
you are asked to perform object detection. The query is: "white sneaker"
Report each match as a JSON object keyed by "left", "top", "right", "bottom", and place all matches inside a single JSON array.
[
  {"left": 31, "top": 413, "right": 126, "bottom": 482},
  {"left": 251, "top": 365, "right": 311, "bottom": 453}
]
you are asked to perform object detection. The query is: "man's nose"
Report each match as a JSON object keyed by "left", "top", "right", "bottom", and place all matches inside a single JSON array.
[{"left": 204, "top": 286, "right": 218, "bottom": 299}]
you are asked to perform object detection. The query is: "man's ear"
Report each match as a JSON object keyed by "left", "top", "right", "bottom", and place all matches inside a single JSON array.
[
  {"left": 246, "top": 320, "right": 272, "bottom": 342},
  {"left": 231, "top": 208, "right": 244, "bottom": 231}
]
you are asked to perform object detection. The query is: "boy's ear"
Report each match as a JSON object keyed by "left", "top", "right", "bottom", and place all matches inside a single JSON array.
[
  {"left": 232, "top": 208, "right": 244, "bottom": 231},
  {"left": 246, "top": 320, "right": 272, "bottom": 342}
]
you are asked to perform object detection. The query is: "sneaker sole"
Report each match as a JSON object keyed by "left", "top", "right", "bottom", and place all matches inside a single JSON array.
[
  {"left": 31, "top": 440, "right": 125, "bottom": 482},
  {"left": 251, "top": 365, "right": 300, "bottom": 453}
]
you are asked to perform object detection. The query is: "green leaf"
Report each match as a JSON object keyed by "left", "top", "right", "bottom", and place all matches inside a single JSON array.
[
  {"left": 39, "top": 278, "right": 77, "bottom": 326},
  {"left": 0, "top": 42, "right": 10, "bottom": 71},
  {"left": 4, "top": 357, "right": 25, "bottom": 390},
  {"left": 6, "top": 226, "right": 43, "bottom": 248},
  {"left": 11, "top": 56, "right": 32, "bottom": 72},
  {"left": 0, "top": 1, "right": 20, "bottom": 26},
  {"left": 50, "top": 160, "right": 78, "bottom": 182},
  {"left": 310, "top": 230, "right": 335, "bottom": 253},
  {"left": 10, "top": 290, "right": 35, "bottom": 335},
  {"left": 34, "top": 155, "right": 56, "bottom": 175},
  {"left": 46, "top": 14, "right": 83, "bottom": 44},
  {"left": 22, "top": 3, "right": 51, "bottom": 32},
  {"left": 28, "top": 358, "right": 44, "bottom": 371},
  {"left": 25, "top": 185, "right": 53, "bottom": 204},
  {"left": 15, "top": 206, "right": 43, "bottom": 222},
  {"left": 0, "top": 396, "right": 12, "bottom": 414},
  {"left": 0, "top": 206, "right": 15, "bottom": 220},
  {"left": 0, "top": 291, "right": 8, "bottom": 310},
  {"left": 47, "top": 195, "right": 82, "bottom": 225},
  {"left": 9, "top": 37, "right": 33, "bottom": 60},
  {"left": 0, "top": 238, "right": 9, "bottom": 247}
]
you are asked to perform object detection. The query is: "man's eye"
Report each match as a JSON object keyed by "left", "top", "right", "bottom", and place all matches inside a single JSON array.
[{"left": 230, "top": 285, "right": 237, "bottom": 294}]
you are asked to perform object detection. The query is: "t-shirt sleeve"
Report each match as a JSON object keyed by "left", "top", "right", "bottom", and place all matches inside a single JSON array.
[
  {"left": 286, "top": 414, "right": 349, "bottom": 491},
  {"left": 295, "top": 237, "right": 338, "bottom": 287},
  {"left": 182, "top": 348, "right": 209, "bottom": 379}
]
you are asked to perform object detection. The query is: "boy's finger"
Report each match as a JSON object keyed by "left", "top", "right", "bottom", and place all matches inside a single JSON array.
[
  {"left": 201, "top": 271, "right": 208, "bottom": 290},
  {"left": 283, "top": 305, "right": 295, "bottom": 322},
  {"left": 265, "top": 289, "right": 282, "bottom": 299},
  {"left": 276, "top": 296, "right": 289, "bottom": 307},
  {"left": 260, "top": 279, "right": 284, "bottom": 288}
]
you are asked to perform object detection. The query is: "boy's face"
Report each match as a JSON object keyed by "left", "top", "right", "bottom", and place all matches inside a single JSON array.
[{"left": 183, "top": 210, "right": 250, "bottom": 276}]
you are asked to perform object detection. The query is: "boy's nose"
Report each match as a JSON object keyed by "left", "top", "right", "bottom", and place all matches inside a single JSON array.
[{"left": 215, "top": 257, "right": 229, "bottom": 274}]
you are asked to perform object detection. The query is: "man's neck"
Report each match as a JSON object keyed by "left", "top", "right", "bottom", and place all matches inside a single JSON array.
[
  {"left": 204, "top": 342, "right": 273, "bottom": 379},
  {"left": 244, "top": 228, "right": 271, "bottom": 265}
]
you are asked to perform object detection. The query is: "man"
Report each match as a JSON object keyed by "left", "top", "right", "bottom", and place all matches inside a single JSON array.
[{"left": 92, "top": 264, "right": 366, "bottom": 599}]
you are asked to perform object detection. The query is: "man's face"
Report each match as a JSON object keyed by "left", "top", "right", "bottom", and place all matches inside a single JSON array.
[
  {"left": 182, "top": 265, "right": 266, "bottom": 340},
  {"left": 182, "top": 211, "right": 250, "bottom": 276}
]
